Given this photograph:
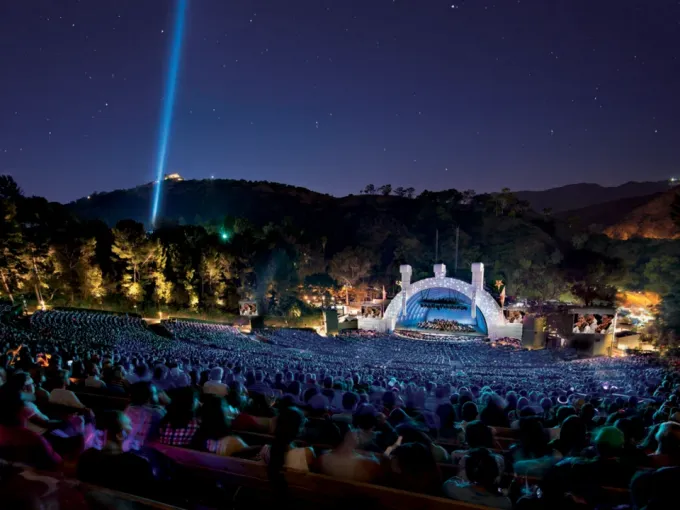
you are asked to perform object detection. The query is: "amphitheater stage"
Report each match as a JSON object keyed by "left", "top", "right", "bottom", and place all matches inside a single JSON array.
[{"left": 394, "top": 328, "right": 487, "bottom": 341}]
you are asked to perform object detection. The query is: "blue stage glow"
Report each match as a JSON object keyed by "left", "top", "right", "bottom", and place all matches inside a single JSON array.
[{"left": 151, "top": 0, "right": 188, "bottom": 227}]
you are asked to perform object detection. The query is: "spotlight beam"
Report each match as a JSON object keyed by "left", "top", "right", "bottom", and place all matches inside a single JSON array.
[{"left": 151, "top": 0, "right": 188, "bottom": 227}]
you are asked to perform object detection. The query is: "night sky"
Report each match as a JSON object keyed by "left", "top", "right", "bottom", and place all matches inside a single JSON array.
[{"left": 1, "top": 0, "right": 679, "bottom": 203}]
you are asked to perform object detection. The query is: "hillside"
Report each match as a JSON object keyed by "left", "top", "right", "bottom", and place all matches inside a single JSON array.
[
  {"left": 69, "top": 178, "right": 673, "bottom": 228},
  {"left": 515, "top": 180, "right": 670, "bottom": 213},
  {"left": 604, "top": 188, "right": 680, "bottom": 240},
  {"left": 69, "top": 179, "right": 335, "bottom": 227},
  {"left": 555, "top": 192, "right": 665, "bottom": 229}
]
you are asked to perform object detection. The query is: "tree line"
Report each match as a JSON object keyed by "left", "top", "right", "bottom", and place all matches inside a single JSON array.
[{"left": 2, "top": 174, "right": 680, "bottom": 343}]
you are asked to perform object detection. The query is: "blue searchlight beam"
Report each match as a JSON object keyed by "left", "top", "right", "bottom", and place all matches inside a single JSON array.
[{"left": 151, "top": 0, "right": 188, "bottom": 227}]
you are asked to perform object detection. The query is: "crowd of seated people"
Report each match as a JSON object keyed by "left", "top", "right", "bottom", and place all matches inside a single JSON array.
[
  {"left": 0, "top": 309, "right": 677, "bottom": 509},
  {"left": 417, "top": 319, "right": 477, "bottom": 333}
]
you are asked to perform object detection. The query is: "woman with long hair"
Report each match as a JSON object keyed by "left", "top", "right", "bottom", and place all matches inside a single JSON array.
[
  {"left": 193, "top": 395, "right": 247, "bottom": 456},
  {"left": 262, "top": 406, "right": 314, "bottom": 497},
  {"left": 158, "top": 387, "right": 200, "bottom": 446}
]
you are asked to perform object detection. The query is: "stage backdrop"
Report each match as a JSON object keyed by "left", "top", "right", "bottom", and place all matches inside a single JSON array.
[{"left": 397, "top": 287, "right": 488, "bottom": 334}]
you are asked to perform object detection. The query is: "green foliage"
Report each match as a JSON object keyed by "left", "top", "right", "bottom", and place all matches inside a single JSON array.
[{"left": 3, "top": 173, "right": 680, "bottom": 344}]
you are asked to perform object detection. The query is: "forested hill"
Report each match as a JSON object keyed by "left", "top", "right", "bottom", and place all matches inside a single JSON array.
[
  {"left": 68, "top": 178, "right": 671, "bottom": 227},
  {"left": 3, "top": 173, "right": 680, "bottom": 336},
  {"left": 514, "top": 180, "right": 670, "bottom": 213},
  {"left": 68, "top": 179, "right": 335, "bottom": 227}
]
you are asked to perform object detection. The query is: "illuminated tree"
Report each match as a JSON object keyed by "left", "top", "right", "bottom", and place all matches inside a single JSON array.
[
  {"left": 79, "top": 239, "right": 106, "bottom": 302},
  {"left": 111, "top": 221, "right": 158, "bottom": 303},
  {"left": 329, "top": 247, "right": 372, "bottom": 305}
]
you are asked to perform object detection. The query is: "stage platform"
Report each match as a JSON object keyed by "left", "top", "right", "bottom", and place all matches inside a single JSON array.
[{"left": 394, "top": 328, "right": 486, "bottom": 341}]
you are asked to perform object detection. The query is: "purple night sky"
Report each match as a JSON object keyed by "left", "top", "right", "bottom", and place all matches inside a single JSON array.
[{"left": 1, "top": 0, "right": 679, "bottom": 203}]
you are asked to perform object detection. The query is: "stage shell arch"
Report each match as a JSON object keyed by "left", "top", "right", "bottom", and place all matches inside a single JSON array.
[{"left": 375, "top": 263, "right": 518, "bottom": 340}]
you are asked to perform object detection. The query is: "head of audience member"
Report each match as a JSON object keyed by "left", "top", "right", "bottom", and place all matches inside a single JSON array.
[
  {"left": 353, "top": 405, "right": 379, "bottom": 433},
  {"left": 198, "top": 395, "right": 234, "bottom": 440},
  {"left": 5, "top": 372, "right": 35, "bottom": 401},
  {"left": 99, "top": 410, "right": 132, "bottom": 451},
  {"left": 341, "top": 391, "right": 359, "bottom": 413},
  {"left": 461, "top": 401, "right": 478, "bottom": 423},
  {"left": 465, "top": 448, "right": 502, "bottom": 494},
  {"left": 465, "top": 421, "right": 494, "bottom": 449},
  {"left": 54, "top": 369, "right": 70, "bottom": 390},
  {"left": 268, "top": 406, "right": 306, "bottom": 486},
  {"left": 556, "top": 405, "right": 577, "bottom": 426},
  {"left": 208, "top": 367, "right": 223, "bottom": 383},
  {"left": 388, "top": 408, "right": 410, "bottom": 428},
  {"left": 286, "top": 380, "right": 301, "bottom": 398},
  {"left": 517, "top": 417, "right": 549, "bottom": 459},
  {"left": 594, "top": 426, "right": 625, "bottom": 459},
  {"left": 226, "top": 382, "right": 248, "bottom": 410},
  {"left": 389, "top": 442, "right": 440, "bottom": 495},
  {"left": 436, "top": 403, "right": 456, "bottom": 432},
  {"left": 557, "top": 415, "right": 587, "bottom": 456},
  {"left": 655, "top": 421, "right": 680, "bottom": 463},
  {"left": 0, "top": 391, "right": 26, "bottom": 428},
  {"left": 164, "top": 387, "right": 198, "bottom": 428},
  {"left": 129, "top": 381, "right": 159, "bottom": 407}
]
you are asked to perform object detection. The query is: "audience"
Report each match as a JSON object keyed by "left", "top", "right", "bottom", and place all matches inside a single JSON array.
[{"left": 0, "top": 309, "right": 677, "bottom": 509}]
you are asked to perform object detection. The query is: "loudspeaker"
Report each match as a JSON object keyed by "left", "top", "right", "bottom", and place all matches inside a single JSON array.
[
  {"left": 249, "top": 316, "right": 265, "bottom": 330},
  {"left": 323, "top": 309, "right": 339, "bottom": 335}
]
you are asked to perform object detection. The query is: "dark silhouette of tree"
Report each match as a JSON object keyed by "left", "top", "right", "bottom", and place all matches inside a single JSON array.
[{"left": 378, "top": 184, "right": 392, "bottom": 196}]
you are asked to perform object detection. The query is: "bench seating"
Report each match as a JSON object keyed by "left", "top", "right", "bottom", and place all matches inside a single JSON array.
[{"left": 152, "top": 443, "right": 486, "bottom": 510}]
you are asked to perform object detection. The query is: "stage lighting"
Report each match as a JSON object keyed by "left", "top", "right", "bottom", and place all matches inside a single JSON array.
[{"left": 150, "top": 0, "right": 188, "bottom": 227}]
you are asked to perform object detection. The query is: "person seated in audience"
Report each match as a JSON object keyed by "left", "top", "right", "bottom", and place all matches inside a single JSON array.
[
  {"left": 28, "top": 367, "right": 50, "bottom": 406},
  {"left": 0, "top": 391, "right": 62, "bottom": 470},
  {"left": 543, "top": 425, "right": 638, "bottom": 507},
  {"left": 125, "top": 381, "right": 166, "bottom": 450},
  {"left": 615, "top": 416, "right": 649, "bottom": 466},
  {"left": 436, "top": 402, "right": 461, "bottom": 440},
  {"left": 452, "top": 421, "right": 505, "bottom": 480},
  {"left": 332, "top": 391, "right": 359, "bottom": 427},
  {"left": 107, "top": 366, "right": 129, "bottom": 394},
  {"left": 388, "top": 442, "right": 441, "bottom": 496},
  {"left": 4, "top": 372, "right": 67, "bottom": 437},
  {"left": 509, "top": 416, "right": 551, "bottom": 467},
  {"left": 192, "top": 395, "right": 247, "bottom": 456},
  {"left": 318, "top": 429, "right": 382, "bottom": 482},
  {"left": 203, "top": 367, "right": 227, "bottom": 397},
  {"left": 247, "top": 370, "right": 271, "bottom": 396},
  {"left": 480, "top": 393, "right": 509, "bottom": 428},
  {"left": 158, "top": 387, "right": 200, "bottom": 446},
  {"left": 353, "top": 404, "right": 398, "bottom": 453},
  {"left": 549, "top": 415, "right": 588, "bottom": 459},
  {"left": 443, "top": 448, "right": 511, "bottom": 509},
  {"left": 303, "top": 394, "right": 342, "bottom": 446},
  {"left": 84, "top": 365, "right": 106, "bottom": 390},
  {"left": 49, "top": 369, "right": 86, "bottom": 409},
  {"left": 647, "top": 421, "right": 680, "bottom": 468},
  {"left": 396, "top": 422, "right": 450, "bottom": 463},
  {"left": 631, "top": 466, "right": 680, "bottom": 510},
  {"left": 77, "top": 410, "right": 173, "bottom": 501},
  {"left": 261, "top": 406, "right": 315, "bottom": 472},
  {"left": 458, "top": 401, "right": 478, "bottom": 429},
  {"left": 243, "top": 392, "right": 277, "bottom": 433}
]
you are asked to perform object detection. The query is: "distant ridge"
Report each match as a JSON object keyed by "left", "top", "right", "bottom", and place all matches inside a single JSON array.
[
  {"left": 514, "top": 180, "right": 670, "bottom": 213},
  {"left": 604, "top": 187, "right": 680, "bottom": 240},
  {"left": 67, "top": 177, "right": 673, "bottom": 230}
]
